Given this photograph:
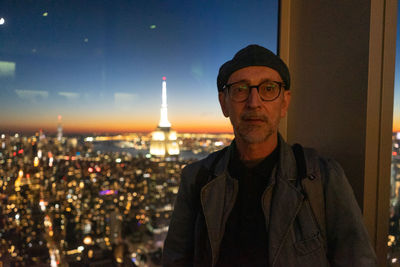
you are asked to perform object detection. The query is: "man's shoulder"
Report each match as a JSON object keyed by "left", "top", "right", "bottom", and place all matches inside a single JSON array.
[
  {"left": 288, "top": 144, "right": 346, "bottom": 183},
  {"left": 296, "top": 145, "right": 342, "bottom": 169},
  {"left": 297, "top": 146, "right": 348, "bottom": 189},
  {"left": 306, "top": 148, "right": 344, "bottom": 176},
  {"left": 182, "top": 147, "right": 228, "bottom": 177}
]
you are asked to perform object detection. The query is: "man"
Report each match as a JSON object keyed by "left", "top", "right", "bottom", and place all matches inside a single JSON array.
[{"left": 162, "top": 44, "right": 377, "bottom": 266}]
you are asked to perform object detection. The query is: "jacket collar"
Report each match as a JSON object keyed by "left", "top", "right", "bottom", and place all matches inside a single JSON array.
[
  {"left": 210, "top": 133, "right": 298, "bottom": 181},
  {"left": 211, "top": 141, "right": 232, "bottom": 177}
]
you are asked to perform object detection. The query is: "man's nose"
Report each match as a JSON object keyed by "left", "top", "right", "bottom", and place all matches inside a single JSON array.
[{"left": 246, "top": 87, "right": 262, "bottom": 108}]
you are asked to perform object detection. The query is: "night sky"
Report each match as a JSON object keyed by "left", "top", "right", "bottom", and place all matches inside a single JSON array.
[{"left": 0, "top": 0, "right": 279, "bottom": 134}]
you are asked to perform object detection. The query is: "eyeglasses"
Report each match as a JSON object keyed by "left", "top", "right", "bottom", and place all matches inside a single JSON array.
[{"left": 223, "top": 80, "right": 284, "bottom": 102}]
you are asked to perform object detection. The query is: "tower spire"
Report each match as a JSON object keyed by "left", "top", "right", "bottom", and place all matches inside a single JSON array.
[
  {"left": 158, "top": 76, "right": 171, "bottom": 128},
  {"left": 57, "top": 115, "right": 63, "bottom": 141},
  {"left": 150, "top": 76, "right": 180, "bottom": 156}
]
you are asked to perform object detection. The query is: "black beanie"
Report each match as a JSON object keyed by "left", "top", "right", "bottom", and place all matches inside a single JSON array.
[{"left": 217, "top": 44, "right": 290, "bottom": 91}]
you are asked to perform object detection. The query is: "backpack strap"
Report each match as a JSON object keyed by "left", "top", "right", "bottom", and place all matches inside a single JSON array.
[{"left": 292, "top": 144, "right": 327, "bottom": 250}]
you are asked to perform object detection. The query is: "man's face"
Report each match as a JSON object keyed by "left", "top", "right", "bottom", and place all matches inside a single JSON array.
[{"left": 218, "top": 66, "right": 291, "bottom": 144}]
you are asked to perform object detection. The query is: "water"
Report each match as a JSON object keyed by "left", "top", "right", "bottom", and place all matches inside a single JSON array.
[{"left": 92, "top": 141, "right": 209, "bottom": 161}]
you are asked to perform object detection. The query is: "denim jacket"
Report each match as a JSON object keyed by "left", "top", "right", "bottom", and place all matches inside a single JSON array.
[{"left": 163, "top": 135, "right": 377, "bottom": 266}]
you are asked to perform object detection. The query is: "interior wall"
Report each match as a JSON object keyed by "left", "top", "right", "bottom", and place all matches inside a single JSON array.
[
  {"left": 279, "top": 0, "right": 397, "bottom": 265},
  {"left": 284, "top": 1, "right": 371, "bottom": 207}
]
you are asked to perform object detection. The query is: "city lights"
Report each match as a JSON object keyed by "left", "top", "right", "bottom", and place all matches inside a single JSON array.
[
  {"left": 390, "top": 133, "right": 400, "bottom": 262},
  {"left": 39, "top": 200, "right": 46, "bottom": 211},
  {"left": 99, "top": 190, "right": 117, "bottom": 195},
  {"left": 83, "top": 236, "right": 93, "bottom": 245},
  {"left": 0, "top": 131, "right": 233, "bottom": 265},
  {"left": 34, "top": 157, "right": 39, "bottom": 167}
]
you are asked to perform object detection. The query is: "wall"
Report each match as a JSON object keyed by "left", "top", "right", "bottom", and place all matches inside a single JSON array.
[{"left": 279, "top": 0, "right": 397, "bottom": 265}]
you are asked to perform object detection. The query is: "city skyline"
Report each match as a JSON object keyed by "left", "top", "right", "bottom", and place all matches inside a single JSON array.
[{"left": 0, "top": 75, "right": 234, "bottom": 135}]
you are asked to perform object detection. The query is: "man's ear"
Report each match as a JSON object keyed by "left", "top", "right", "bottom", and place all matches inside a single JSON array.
[
  {"left": 280, "top": 90, "right": 291, "bottom": 118},
  {"left": 218, "top": 92, "right": 229, "bottom": 118}
]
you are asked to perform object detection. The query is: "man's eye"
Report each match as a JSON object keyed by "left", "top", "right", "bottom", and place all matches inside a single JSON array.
[
  {"left": 262, "top": 83, "right": 277, "bottom": 92},
  {"left": 232, "top": 85, "right": 248, "bottom": 92}
]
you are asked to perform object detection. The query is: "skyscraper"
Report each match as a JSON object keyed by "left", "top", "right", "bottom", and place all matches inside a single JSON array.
[
  {"left": 150, "top": 77, "right": 179, "bottom": 156},
  {"left": 159, "top": 77, "right": 171, "bottom": 128},
  {"left": 57, "top": 115, "right": 63, "bottom": 142}
]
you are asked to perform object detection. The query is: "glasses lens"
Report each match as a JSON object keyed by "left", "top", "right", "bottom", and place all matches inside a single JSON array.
[
  {"left": 229, "top": 82, "right": 249, "bottom": 102},
  {"left": 259, "top": 81, "right": 280, "bottom": 101}
]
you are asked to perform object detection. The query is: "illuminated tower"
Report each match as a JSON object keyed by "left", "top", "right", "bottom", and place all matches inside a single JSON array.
[
  {"left": 57, "top": 115, "right": 63, "bottom": 141},
  {"left": 159, "top": 77, "right": 171, "bottom": 128},
  {"left": 150, "top": 77, "right": 180, "bottom": 156}
]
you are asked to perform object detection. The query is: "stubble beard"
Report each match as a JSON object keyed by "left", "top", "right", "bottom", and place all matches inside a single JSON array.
[{"left": 231, "top": 113, "right": 279, "bottom": 144}]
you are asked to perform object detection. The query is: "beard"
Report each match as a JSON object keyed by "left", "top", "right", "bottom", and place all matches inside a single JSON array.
[{"left": 231, "top": 111, "right": 279, "bottom": 144}]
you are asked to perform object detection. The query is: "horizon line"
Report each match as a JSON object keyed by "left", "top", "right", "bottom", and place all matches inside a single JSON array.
[{"left": 0, "top": 129, "right": 234, "bottom": 136}]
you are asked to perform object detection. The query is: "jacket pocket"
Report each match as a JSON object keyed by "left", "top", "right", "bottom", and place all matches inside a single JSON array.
[{"left": 293, "top": 232, "right": 322, "bottom": 256}]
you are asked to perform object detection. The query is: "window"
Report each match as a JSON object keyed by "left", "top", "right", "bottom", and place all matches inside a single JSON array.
[
  {"left": 0, "top": 0, "right": 278, "bottom": 134},
  {"left": 389, "top": 3, "right": 400, "bottom": 265},
  {"left": 0, "top": 1, "right": 278, "bottom": 265}
]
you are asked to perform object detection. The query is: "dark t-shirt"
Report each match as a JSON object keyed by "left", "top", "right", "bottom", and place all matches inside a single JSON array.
[{"left": 216, "top": 142, "right": 279, "bottom": 267}]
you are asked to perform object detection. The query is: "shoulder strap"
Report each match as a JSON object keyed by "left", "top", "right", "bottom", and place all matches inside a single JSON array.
[
  {"left": 292, "top": 144, "right": 327, "bottom": 250},
  {"left": 292, "top": 144, "right": 307, "bottom": 188}
]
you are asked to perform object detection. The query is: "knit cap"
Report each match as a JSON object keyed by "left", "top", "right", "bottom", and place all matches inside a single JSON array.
[{"left": 217, "top": 44, "right": 290, "bottom": 91}]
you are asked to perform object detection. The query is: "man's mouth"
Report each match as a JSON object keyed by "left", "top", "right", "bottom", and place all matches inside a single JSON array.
[
  {"left": 241, "top": 112, "right": 268, "bottom": 124},
  {"left": 245, "top": 118, "right": 263, "bottom": 121},
  {"left": 242, "top": 116, "right": 266, "bottom": 123}
]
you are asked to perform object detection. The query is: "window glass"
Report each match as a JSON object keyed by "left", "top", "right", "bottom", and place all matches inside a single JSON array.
[
  {"left": 0, "top": 0, "right": 278, "bottom": 134},
  {"left": 389, "top": 3, "right": 400, "bottom": 265},
  {"left": 0, "top": 1, "right": 278, "bottom": 265}
]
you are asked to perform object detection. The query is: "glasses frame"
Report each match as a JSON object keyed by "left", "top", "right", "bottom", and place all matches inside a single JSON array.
[{"left": 223, "top": 80, "right": 285, "bottom": 102}]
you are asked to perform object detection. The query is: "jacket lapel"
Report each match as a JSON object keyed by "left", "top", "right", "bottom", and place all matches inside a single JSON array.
[
  {"left": 268, "top": 174, "right": 304, "bottom": 265},
  {"left": 200, "top": 145, "right": 237, "bottom": 266},
  {"left": 268, "top": 135, "right": 305, "bottom": 266},
  {"left": 201, "top": 173, "right": 238, "bottom": 266}
]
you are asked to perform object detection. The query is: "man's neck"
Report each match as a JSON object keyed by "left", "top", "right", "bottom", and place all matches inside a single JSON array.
[{"left": 235, "top": 133, "right": 278, "bottom": 162}]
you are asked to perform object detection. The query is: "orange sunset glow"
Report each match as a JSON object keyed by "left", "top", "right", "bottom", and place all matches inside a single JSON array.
[
  {"left": 0, "top": 116, "right": 233, "bottom": 134},
  {"left": 393, "top": 114, "right": 400, "bottom": 132}
]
